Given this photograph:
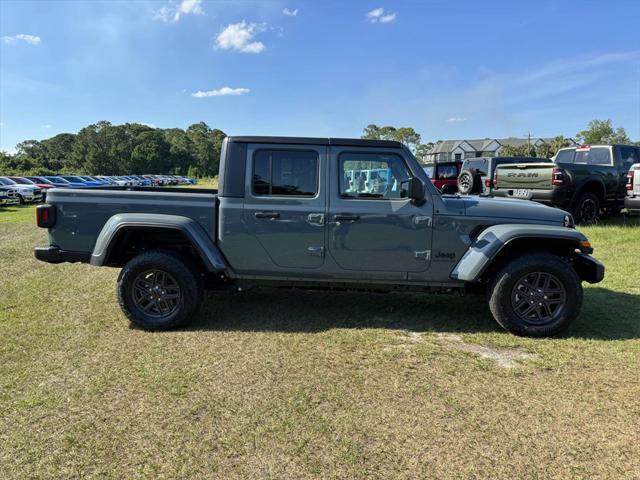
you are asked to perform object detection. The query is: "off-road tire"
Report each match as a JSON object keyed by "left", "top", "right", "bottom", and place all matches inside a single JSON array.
[
  {"left": 457, "top": 170, "right": 479, "bottom": 194},
  {"left": 488, "top": 253, "right": 582, "bottom": 337},
  {"left": 117, "top": 250, "right": 203, "bottom": 331},
  {"left": 572, "top": 192, "right": 600, "bottom": 225}
]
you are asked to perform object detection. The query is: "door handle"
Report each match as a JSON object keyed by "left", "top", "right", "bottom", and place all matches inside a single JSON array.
[
  {"left": 307, "top": 213, "right": 325, "bottom": 225},
  {"left": 334, "top": 214, "right": 360, "bottom": 222},
  {"left": 255, "top": 211, "right": 280, "bottom": 219}
]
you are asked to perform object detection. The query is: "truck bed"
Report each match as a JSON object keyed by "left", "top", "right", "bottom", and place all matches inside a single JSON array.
[{"left": 45, "top": 187, "right": 217, "bottom": 254}]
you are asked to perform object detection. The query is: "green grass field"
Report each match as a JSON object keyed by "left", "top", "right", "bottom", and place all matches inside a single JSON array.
[{"left": 1, "top": 204, "right": 639, "bottom": 479}]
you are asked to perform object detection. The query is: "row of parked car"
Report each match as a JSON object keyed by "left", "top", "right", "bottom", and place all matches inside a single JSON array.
[
  {"left": 423, "top": 144, "right": 640, "bottom": 224},
  {"left": 0, "top": 174, "right": 198, "bottom": 206}
]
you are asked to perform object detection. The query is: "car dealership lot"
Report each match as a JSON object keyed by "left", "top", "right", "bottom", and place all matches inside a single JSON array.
[{"left": 1, "top": 204, "right": 639, "bottom": 479}]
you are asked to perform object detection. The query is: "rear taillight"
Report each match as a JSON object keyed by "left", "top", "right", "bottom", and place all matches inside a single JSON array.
[
  {"left": 552, "top": 168, "right": 565, "bottom": 186},
  {"left": 627, "top": 171, "right": 635, "bottom": 191},
  {"left": 485, "top": 179, "right": 491, "bottom": 188},
  {"left": 493, "top": 169, "right": 498, "bottom": 188},
  {"left": 36, "top": 204, "right": 56, "bottom": 228}
]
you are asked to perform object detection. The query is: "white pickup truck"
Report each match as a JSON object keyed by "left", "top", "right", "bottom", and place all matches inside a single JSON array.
[{"left": 625, "top": 163, "right": 640, "bottom": 214}]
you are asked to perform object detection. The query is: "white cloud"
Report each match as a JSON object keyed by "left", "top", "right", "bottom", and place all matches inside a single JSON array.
[
  {"left": 366, "top": 8, "right": 396, "bottom": 23},
  {"left": 154, "top": 0, "right": 203, "bottom": 23},
  {"left": 1, "top": 34, "right": 41, "bottom": 45},
  {"left": 379, "top": 13, "right": 396, "bottom": 23},
  {"left": 40, "top": 124, "right": 52, "bottom": 129},
  {"left": 282, "top": 8, "right": 298, "bottom": 16},
  {"left": 446, "top": 117, "right": 467, "bottom": 123},
  {"left": 192, "top": 86, "right": 250, "bottom": 98},
  {"left": 216, "top": 21, "right": 266, "bottom": 53}
]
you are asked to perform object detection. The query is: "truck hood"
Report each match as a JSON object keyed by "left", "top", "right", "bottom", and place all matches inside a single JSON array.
[{"left": 456, "top": 196, "right": 567, "bottom": 225}]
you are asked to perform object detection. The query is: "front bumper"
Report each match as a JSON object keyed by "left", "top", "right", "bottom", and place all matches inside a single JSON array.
[
  {"left": 625, "top": 196, "right": 640, "bottom": 213},
  {"left": 34, "top": 245, "right": 91, "bottom": 264},
  {"left": 572, "top": 253, "right": 605, "bottom": 284}
]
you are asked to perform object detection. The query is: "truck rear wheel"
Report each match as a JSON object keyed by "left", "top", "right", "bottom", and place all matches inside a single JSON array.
[
  {"left": 488, "top": 253, "right": 582, "bottom": 337},
  {"left": 572, "top": 192, "right": 600, "bottom": 225},
  {"left": 117, "top": 250, "right": 203, "bottom": 330}
]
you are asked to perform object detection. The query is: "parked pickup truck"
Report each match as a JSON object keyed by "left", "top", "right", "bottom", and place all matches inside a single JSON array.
[
  {"left": 491, "top": 144, "right": 640, "bottom": 224},
  {"left": 34, "top": 136, "right": 604, "bottom": 337},
  {"left": 626, "top": 163, "right": 640, "bottom": 215}
]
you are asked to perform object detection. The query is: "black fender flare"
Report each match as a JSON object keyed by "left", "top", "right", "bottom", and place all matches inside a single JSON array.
[{"left": 90, "top": 213, "right": 227, "bottom": 272}]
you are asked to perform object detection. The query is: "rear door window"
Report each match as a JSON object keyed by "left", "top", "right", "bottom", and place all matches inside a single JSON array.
[
  {"left": 619, "top": 146, "right": 639, "bottom": 169},
  {"left": 252, "top": 149, "right": 318, "bottom": 196}
]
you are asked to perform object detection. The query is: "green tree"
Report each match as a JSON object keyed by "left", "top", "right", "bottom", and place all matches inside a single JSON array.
[
  {"left": 536, "top": 136, "right": 573, "bottom": 158},
  {"left": 186, "top": 122, "right": 226, "bottom": 177},
  {"left": 499, "top": 144, "right": 537, "bottom": 157},
  {"left": 41, "top": 133, "right": 77, "bottom": 171},
  {"left": 414, "top": 143, "right": 434, "bottom": 164},
  {"left": 576, "top": 119, "right": 631, "bottom": 145},
  {"left": 361, "top": 124, "right": 422, "bottom": 152},
  {"left": 131, "top": 130, "right": 171, "bottom": 173}
]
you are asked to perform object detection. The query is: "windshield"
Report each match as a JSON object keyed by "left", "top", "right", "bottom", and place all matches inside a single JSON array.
[
  {"left": 28, "top": 177, "right": 54, "bottom": 185},
  {"left": 62, "top": 176, "right": 86, "bottom": 182},
  {"left": 0, "top": 177, "right": 17, "bottom": 185},
  {"left": 46, "top": 176, "right": 70, "bottom": 183},
  {"left": 11, "top": 177, "right": 34, "bottom": 185}
]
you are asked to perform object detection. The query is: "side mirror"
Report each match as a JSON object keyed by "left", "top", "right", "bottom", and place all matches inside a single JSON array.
[{"left": 407, "top": 177, "right": 425, "bottom": 205}]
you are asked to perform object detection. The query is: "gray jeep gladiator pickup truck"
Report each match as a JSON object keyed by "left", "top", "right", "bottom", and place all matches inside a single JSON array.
[{"left": 35, "top": 136, "right": 604, "bottom": 336}]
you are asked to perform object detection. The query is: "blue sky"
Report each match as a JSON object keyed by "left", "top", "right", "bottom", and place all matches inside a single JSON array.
[{"left": 1, "top": 0, "right": 639, "bottom": 152}]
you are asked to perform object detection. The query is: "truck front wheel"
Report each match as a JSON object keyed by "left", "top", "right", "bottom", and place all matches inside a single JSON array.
[
  {"left": 117, "top": 250, "right": 203, "bottom": 330},
  {"left": 488, "top": 253, "right": 582, "bottom": 337}
]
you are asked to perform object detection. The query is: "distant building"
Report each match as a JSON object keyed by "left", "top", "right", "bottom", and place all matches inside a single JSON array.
[{"left": 425, "top": 137, "right": 577, "bottom": 163}]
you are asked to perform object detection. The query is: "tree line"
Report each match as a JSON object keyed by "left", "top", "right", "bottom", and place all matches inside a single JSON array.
[
  {"left": 0, "top": 118, "right": 636, "bottom": 176},
  {"left": 0, "top": 121, "right": 226, "bottom": 177}
]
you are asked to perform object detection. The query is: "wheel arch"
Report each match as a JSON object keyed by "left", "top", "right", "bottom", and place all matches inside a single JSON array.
[
  {"left": 91, "top": 213, "right": 228, "bottom": 272},
  {"left": 571, "top": 178, "right": 606, "bottom": 204},
  {"left": 450, "top": 224, "right": 589, "bottom": 283}
]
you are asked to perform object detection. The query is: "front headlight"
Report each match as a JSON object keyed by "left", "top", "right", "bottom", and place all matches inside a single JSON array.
[{"left": 563, "top": 213, "right": 575, "bottom": 228}]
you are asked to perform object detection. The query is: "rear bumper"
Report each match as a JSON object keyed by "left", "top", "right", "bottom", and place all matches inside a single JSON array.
[
  {"left": 625, "top": 196, "right": 640, "bottom": 213},
  {"left": 491, "top": 187, "right": 569, "bottom": 207},
  {"left": 572, "top": 253, "right": 605, "bottom": 284},
  {"left": 34, "top": 245, "right": 91, "bottom": 264}
]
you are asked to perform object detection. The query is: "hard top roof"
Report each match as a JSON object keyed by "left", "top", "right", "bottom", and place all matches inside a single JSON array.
[{"left": 226, "top": 136, "right": 402, "bottom": 148}]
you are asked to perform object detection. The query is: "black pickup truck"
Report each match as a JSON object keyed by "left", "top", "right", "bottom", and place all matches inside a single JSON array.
[{"left": 492, "top": 144, "right": 640, "bottom": 224}]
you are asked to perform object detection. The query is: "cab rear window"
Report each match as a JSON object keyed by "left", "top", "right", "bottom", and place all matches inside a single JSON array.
[
  {"left": 574, "top": 147, "right": 611, "bottom": 165},
  {"left": 555, "top": 149, "right": 575, "bottom": 163}
]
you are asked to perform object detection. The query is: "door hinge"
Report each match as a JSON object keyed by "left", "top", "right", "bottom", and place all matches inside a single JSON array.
[
  {"left": 415, "top": 250, "right": 431, "bottom": 260},
  {"left": 307, "top": 246, "right": 324, "bottom": 257}
]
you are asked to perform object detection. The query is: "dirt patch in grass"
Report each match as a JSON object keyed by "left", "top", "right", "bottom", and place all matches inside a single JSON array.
[{"left": 435, "top": 332, "right": 538, "bottom": 368}]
